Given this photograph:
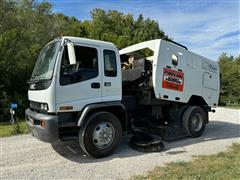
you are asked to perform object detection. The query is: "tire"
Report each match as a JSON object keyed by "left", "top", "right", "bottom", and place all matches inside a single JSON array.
[
  {"left": 178, "top": 105, "right": 190, "bottom": 126},
  {"left": 79, "top": 111, "right": 122, "bottom": 158},
  {"left": 182, "top": 106, "right": 207, "bottom": 137}
]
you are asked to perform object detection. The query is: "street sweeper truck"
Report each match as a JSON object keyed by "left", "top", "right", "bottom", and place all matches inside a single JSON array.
[{"left": 26, "top": 36, "right": 220, "bottom": 158}]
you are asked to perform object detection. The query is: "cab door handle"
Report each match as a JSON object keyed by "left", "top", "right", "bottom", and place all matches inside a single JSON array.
[
  {"left": 91, "top": 82, "right": 100, "bottom": 89},
  {"left": 104, "top": 82, "right": 111, "bottom": 87}
]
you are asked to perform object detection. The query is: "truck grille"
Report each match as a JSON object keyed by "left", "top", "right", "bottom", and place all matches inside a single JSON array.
[{"left": 30, "top": 101, "right": 41, "bottom": 109}]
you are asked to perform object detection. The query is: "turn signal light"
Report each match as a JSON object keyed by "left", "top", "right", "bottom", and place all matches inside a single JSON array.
[
  {"left": 59, "top": 106, "right": 73, "bottom": 110},
  {"left": 40, "top": 121, "right": 46, "bottom": 128}
]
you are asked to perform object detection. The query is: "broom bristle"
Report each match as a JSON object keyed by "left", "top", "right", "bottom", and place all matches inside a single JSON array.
[{"left": 129, "top": 135, "right": 164, "bottom": 152}]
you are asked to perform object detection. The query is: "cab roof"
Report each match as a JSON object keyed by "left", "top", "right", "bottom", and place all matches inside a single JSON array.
[{"left": 61, "top": 36, "right": 117, "bottom": 49}]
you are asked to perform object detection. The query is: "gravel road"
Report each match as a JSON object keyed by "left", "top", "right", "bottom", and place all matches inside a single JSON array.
[{"left": 1, "top": 107, "right": 240, "bottom": 179}]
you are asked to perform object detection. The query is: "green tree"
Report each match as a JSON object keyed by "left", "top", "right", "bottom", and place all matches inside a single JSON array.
[
  {"left": 88, "top": 9, "right": 169, "bottom": 49},
  {"left": 0, "top": 0, "right": 59, "bottom": 119},
  {"left": 218, "top": 53, "right": 240, "bottom": 106}
]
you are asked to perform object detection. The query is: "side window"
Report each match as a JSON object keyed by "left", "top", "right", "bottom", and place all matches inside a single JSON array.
[
  {"left": 104, "top": 50, "right": 117, "bottom": 77},
  {"left": 60, "top": 45, "right": 98, "bottom": 86}
]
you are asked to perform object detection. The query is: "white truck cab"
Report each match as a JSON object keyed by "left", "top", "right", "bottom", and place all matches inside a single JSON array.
[{"left": 26, "top": 36, "right": 220, "bottom": 158}]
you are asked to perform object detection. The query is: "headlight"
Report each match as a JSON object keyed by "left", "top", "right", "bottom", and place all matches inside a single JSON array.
[{"left": 40, "top": 103, "right": 48, "bottom": 111}]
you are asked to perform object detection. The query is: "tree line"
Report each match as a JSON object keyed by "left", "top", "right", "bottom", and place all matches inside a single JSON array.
[
  {"left": 0, "top": 1, "right": 239, "bottom": 121},
  {"left": 218, "top": 53, "right": 240, "bottom": 106}
]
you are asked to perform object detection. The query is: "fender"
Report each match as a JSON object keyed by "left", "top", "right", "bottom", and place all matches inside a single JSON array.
[{"left": 77, "top": 101, "right": 128, "bottom": 128}]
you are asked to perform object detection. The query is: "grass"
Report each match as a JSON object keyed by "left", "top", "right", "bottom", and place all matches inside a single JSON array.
[
  {"left": 0, "top": 121, "right": 29, "bottom": 137},
  {"left": 133, "top": 143, "right": 240, "bottom": 180}
]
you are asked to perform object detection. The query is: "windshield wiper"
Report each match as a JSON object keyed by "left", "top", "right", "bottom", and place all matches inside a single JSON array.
[
  {"left": 27, "top": 75, "right": 52, "bottom": 84},
  {"left": 27, "top": 74, "right": 40, "bottom": 84}
]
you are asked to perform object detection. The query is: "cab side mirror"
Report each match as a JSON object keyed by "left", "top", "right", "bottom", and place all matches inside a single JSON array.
[{"left": 67, "top": 42, "right": 76, "bottom": 65}]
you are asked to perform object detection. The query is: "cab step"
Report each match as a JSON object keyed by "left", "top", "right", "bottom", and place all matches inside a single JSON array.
[{"left": 59, "top": 135, "right": 78, "bottom": 141}]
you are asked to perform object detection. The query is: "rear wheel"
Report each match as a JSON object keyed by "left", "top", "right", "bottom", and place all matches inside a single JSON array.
[
  {"left": 182, "top": 106, "right": 207, "bottom": 137},
  {"left": 79, "top": 112, "right": 122, "bottom": 158}
]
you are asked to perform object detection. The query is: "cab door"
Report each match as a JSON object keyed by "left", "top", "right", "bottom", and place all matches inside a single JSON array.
[
  {"left": 101, "top": 48, "right": 121, "bottom": 102},
  {"left": 56, "top": 43, "right": 102, "bottom": 112}
]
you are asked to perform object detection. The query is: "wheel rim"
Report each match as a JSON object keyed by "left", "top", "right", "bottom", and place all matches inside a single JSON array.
[
  {"left": 92, "top": 121, "right": 115, "bottom": 149},
  {"left": 191, "top": 113, "right": 203, "bottom": 132}
]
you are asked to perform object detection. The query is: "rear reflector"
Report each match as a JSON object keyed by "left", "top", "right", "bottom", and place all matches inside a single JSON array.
[{"left": 40, "top": 121, "right": 46, "bottom": 128}]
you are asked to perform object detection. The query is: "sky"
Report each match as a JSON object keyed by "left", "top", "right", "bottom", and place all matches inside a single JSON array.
[{"left": 46, "top": 0, "right": 239, "bottom": 60}]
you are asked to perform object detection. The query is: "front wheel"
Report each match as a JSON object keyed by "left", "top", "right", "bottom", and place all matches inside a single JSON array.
[
  {"left": 182, "top": 106, "right": 207, "bottom": 137},
  {"left": 79, "top": 112, "right": 122, "bottom": 158}
]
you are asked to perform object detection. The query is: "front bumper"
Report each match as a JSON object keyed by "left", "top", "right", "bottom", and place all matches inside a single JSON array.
[{"left": 25, "top": 108, "right": 58, "bottom": 143}]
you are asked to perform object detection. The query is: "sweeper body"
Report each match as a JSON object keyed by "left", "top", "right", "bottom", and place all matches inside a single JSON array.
[{"left": 26, "top": 37, "right": 220, "bottom": 158}]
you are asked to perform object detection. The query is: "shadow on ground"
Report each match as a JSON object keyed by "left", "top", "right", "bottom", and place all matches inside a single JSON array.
[{"left": 51, "top": 120, "right": 240, "bottom": 163}]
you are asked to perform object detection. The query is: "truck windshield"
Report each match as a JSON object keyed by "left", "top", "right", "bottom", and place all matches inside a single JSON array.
[{"left": 31, "top": 41, "right": 60, "bottom": 80}]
